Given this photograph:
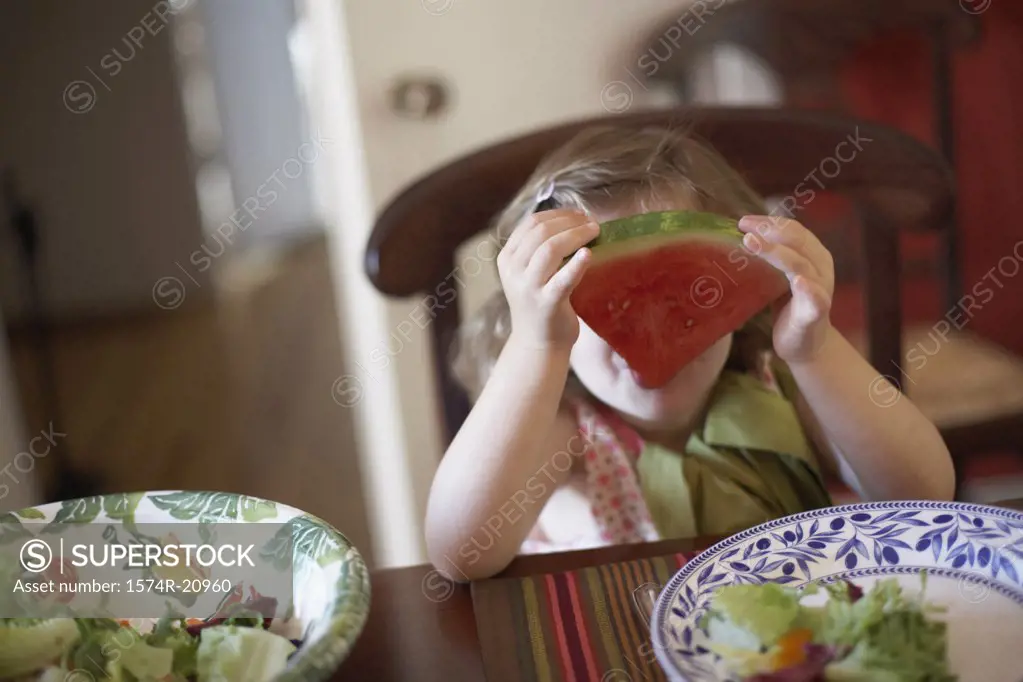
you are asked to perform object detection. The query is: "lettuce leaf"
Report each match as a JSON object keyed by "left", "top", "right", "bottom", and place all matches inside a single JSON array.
[
  {"left": 702, "top": 582, "right": 803, "bottom": 649},
  {"left": 196, "top": 625, "right": 295, "bottom": 682},
  {"left": 120, "top": 639, "right": 175, "bottom": 680},
  {"left": 818, "top": 579, "right": 954, "bottom": 682},
  {"left": 0, "top": 619, "right": 80, "bottom": 677},
  {"left": 144, "top": 611, "right": 199, "bottom": 679},
  {"left": 65, "top": 619, "right": 130, "bottom": 682}
]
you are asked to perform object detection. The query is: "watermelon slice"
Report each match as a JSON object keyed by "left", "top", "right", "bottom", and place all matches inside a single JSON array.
[{"left": 570, "top": 211, "right": 788, "bottom": 388}]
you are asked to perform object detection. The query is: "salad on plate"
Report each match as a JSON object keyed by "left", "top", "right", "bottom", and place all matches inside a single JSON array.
[{"left": 698, "top": 574, "right": 955, "bottom": 681}]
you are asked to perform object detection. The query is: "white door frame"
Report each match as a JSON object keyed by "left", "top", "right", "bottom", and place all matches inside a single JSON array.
[{"left": 297, "top": 0, "right": 427, "bottom": 568}]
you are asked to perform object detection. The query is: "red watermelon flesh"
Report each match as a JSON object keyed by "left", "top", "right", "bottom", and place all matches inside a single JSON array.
[{"left": 569, "top": 211, "right": 788, "bottom": 388}]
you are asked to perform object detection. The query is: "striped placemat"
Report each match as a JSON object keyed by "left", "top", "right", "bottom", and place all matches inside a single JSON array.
[{"left": 471, "top": 552, "right": 694, "bottom": 682}]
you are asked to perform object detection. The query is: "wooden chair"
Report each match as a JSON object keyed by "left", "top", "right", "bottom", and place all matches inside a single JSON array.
[{"left": 365, "top": 106, "right": 966, "bottom": 465}]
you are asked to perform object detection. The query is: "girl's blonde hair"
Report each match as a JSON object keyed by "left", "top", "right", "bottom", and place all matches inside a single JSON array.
[{"left": 451, "top": 123, "right": 776, "bottom": 400}]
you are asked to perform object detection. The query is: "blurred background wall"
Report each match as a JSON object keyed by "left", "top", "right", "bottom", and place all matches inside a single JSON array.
[
  {"left": 200, "top": 0, "right": 324, "bottom": 247},
  {"left": 0, "top": 306, "right": 36, "bottom": 512},
  {"left": 0, "top": 1, "right": 211, "bottom": 321},
  {"left": 0, "top": 0, "right": 369, "bottom": 558}
]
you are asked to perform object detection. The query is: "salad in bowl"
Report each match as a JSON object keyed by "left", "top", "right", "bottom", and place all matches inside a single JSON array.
[
  {"left": 1, "top": 606, "right": 301, "bottom": 681},
  {"left": 0, "top": 491, "right": 370, "bottom": 682}
]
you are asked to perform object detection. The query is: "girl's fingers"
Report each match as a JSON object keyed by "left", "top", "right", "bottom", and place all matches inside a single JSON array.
[
  {"left": 743, "top": 235, "right": 822, "bottom": 287},
  {"left": 787, "top": 275, "right": 832, "bottom": 330},
  {"left": 503, "top": 209, "right": 590, "bottom": 257},
  {"left": 544, "top": 248, "right": 591, "bottom": 302},
  {"left": 738, "top": 216, "right": 834, "bottom": 290},
  {"left": 513, "top": 215, "right": 595, "bottom": 268},
  {"left": 527, "top": 223, "right": 601, "bottom": 284}
]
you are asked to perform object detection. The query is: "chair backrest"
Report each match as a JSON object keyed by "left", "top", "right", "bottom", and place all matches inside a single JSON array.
[{"left": 365, "top": 106, "right": 955, "bottom": 447}]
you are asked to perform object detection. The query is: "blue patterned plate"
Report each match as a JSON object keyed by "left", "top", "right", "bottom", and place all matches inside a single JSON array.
[{"left": 650, "top": 502, "right": 1023, "bottom": 682}]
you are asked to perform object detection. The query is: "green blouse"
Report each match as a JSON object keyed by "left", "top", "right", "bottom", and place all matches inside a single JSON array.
[{"left": 634, "top": 366, "right": 834, "bottom": 539}]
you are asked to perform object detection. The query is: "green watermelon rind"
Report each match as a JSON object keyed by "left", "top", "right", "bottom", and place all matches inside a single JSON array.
[
  {"left": 591, "top": 210, "right": 742, "bottom": 248},
  {"left": 580, "top": 211, "right": 747, "bottom": 266},
  {"left": 585, "top": 230, "right": 744, "bottom": 266},
  {"left": 579, "top": 211, "right": 767, "bottom": 272}
]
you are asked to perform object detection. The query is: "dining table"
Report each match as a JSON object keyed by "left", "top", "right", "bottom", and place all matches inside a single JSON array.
[{"left": 334, "top": 497, "right": 1023, "bottom": 682}]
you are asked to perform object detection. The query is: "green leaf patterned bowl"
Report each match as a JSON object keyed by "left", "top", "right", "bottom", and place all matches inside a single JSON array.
[{"left": 5, "top": 490, "right": 371, "bottom": 681}]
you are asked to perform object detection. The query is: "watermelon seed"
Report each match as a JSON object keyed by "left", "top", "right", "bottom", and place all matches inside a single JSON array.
[
  {"left": 622, "top": 300, "right": 632, "bottom": 310},
  {"left": 607, "top": 302, "right": 614, "bottom": 312},
  {"left": 686, "top": 319, "right": 694, "bottom": 328}
]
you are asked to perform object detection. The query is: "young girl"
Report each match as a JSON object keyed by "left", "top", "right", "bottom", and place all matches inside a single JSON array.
[{"left": 425, "top": 124, "right": 954, "bottom": 581}]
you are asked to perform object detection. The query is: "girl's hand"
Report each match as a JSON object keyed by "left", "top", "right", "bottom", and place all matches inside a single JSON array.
[
  {"left": 497, "top": 208, "right": 599, "bottom": 350},
  {"left": 738, "top": 216, "right": 834, "bottom": 364}
]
